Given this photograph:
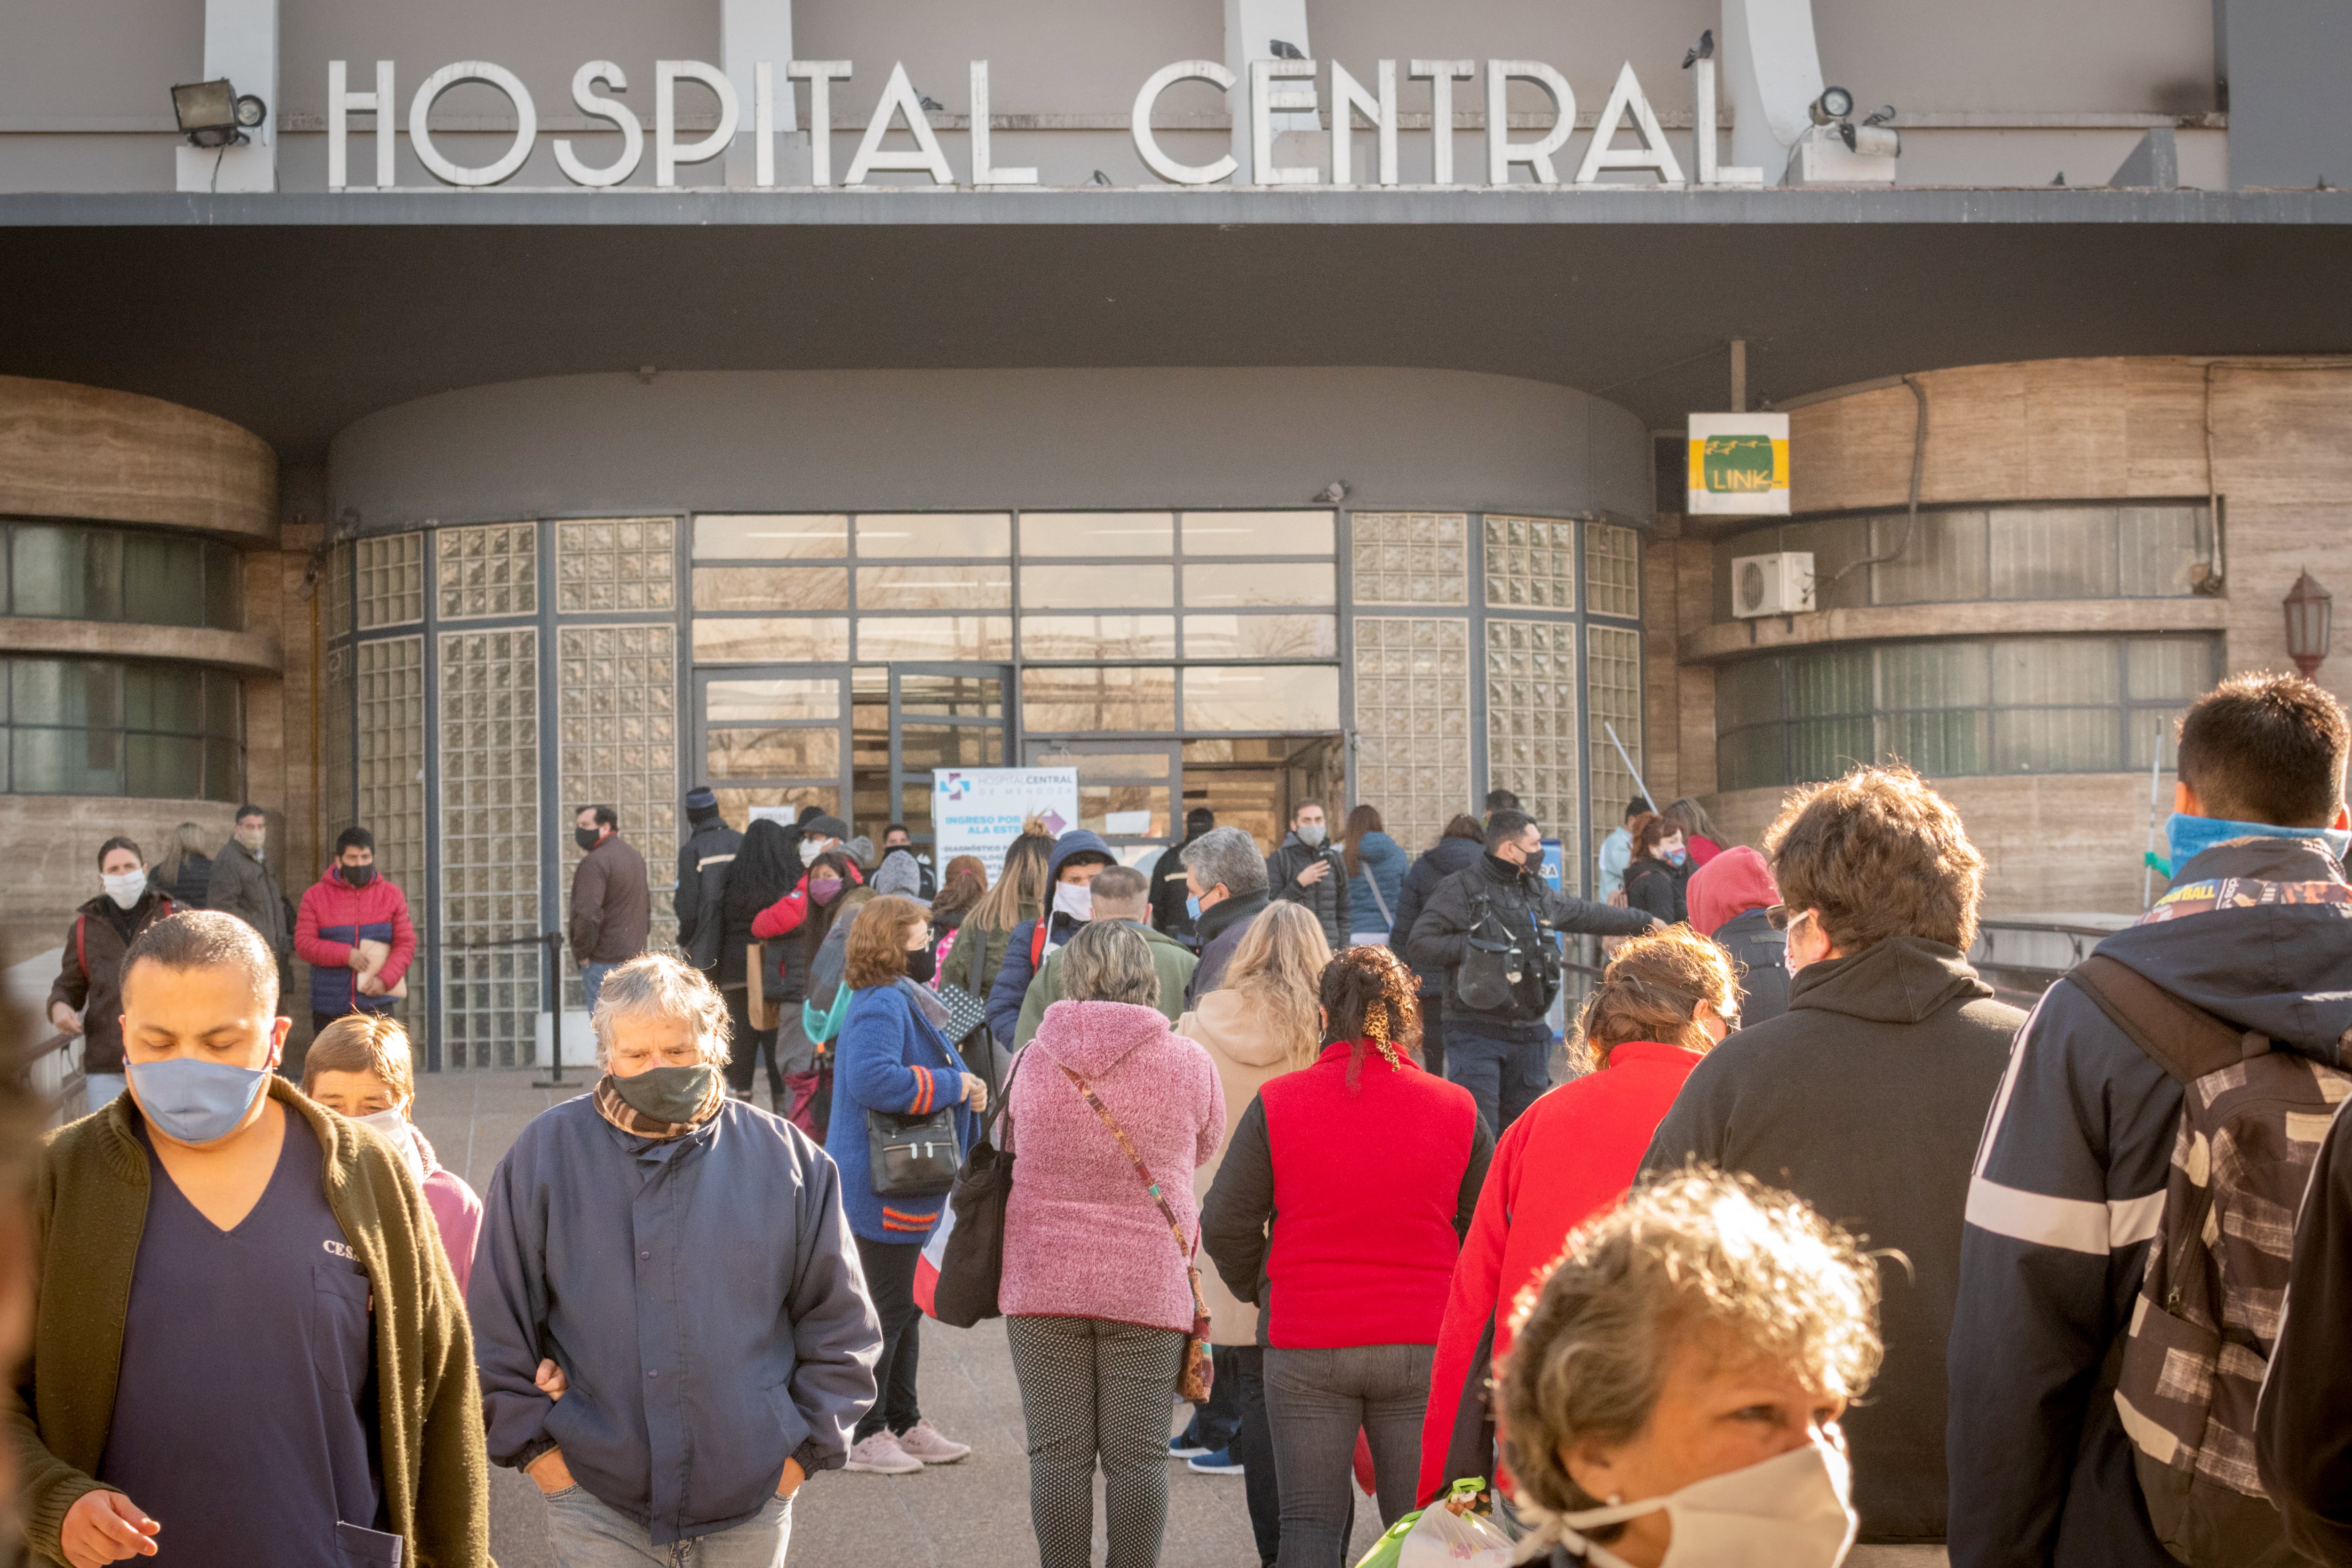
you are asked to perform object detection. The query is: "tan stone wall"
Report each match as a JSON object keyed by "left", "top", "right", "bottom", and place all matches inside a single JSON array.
[
  {"left": 0, "top": 375, "right": 277, "bottom": 540},
  {"left": 0, "top": 797, "right": 246, "bottom": 970},
  {"left": 1709, "top": 773, "right": 2167, "bottom": 918}
]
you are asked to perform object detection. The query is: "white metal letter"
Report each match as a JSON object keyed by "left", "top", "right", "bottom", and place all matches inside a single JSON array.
[
  {"left": 784, "top": 62, "right": 850, "bottom": 185},
  {"left": 409, "top": 62, "right": 537, "bottom": 186},
  {"left": 1723, "top": 0, "right": 1827, "bottom": 183},
  {"left": 969, "top": 61, "right": 1037, "bottom": 186},
  {"left": 1486, "top": 59, "right": 1575, "bottom": 185},
  {"left": 1408, "top": 60, "right": 1474, "bottom": 186},
  {"left": 1690, "top": 55, "right": 1764, "bottom": 185},
  {"left": 755, "top": 62, "right": 776, "bottom": 185},
  {"left": 554, "top": 61, "right": 643, "bottom": 187},
  {"left": 1574, "top": 63, "right": 1685, "bottom": 186},
  {"left": 657, "top": 60, "right": 739, "bottom": 186},
  {"left": 723, "top": 0, "right": 793, "bottom": 186},
  {"left": 1132, "top": 60, "right": 1239, "bottom": 185},
  {"left": 327, "top": 60, "right": 395, "bottom": 190},
  {"left": 1249, "top": 58, "right": 1319, "bottom": 184},
  {"left": 843, "top": 61, "right": 955, "bottom": 185},
  {"left": 1328, "top": 60, "right": 1397, "bottom": 187}
]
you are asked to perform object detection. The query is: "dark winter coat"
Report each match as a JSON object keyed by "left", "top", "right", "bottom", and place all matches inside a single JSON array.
[
  {"left": 674, "top": 818, "right": 744, "bottom": 981},
  {"left": 206, "top": 836, "right": 289, "bottom": 957},
  {"left": 1645, "top": 936, "right": 2022, "bottom": 1544},
  {"left": 294, "top": 866, "right": 416, "bottom": 1019},
  {"left": 1406, "top": 854, "right": 1653, "bottom": 1043},
  {"left": 1391, "top": 837, "right": 1484, "bottom": 997},
  {"left": 2259, "top": 1085, "right": 2352, "bottom": 1564},
  {"left": 1623, "top": 854, "right": 1692, "bottom": 924},
  {"left": 1710, "top": 906, "right": 1791, "bottom": 1026},
  {"left": 47, "top": 890, "right": 176, "bottom": 1075},
  {"left": 568, "top": 833, "right": 651, "bottom": 964},
  {"left": 1950, "top": 832, "right": 2352, "bottom": 1568},
  {"left": 1184, "top": 886, "right": 1271, "bottom": 1010},
  {"left": 1150, "top": 825, "right": 1212, "bottom": 945},
  {"left": 1265, "top": 832, "right": 1351, "bottom": 948}
]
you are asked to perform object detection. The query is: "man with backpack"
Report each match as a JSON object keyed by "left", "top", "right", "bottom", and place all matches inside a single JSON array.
[
  {"left": 1949, "top": 671, "right": 2352, "bottom": 1568},
  {"left": 1406, "top": 809, "right": 1654, "bottom": 1133},
  {"left": 673, "top": 786, "right": 742, "bottom": 980}
]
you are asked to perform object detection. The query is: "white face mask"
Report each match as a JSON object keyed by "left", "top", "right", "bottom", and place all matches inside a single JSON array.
[
  {"left": 803, "top": 838, "right": 836, "bottom": 861},
  {"left": 357, "top": 1107, "right": 425, "bottom": 1182},
  {"left": 1554, "top": 1440, "right": 1856, "bottom": 1568},
  {"left": 102, "top": 870, "right": 146, "bottom": 910},
  {"left": 1052, "top": 881, "right": 1094, "bottom": 922}
]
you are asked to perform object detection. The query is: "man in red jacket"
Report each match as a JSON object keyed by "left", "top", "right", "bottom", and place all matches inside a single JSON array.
[{"left": 294, "top": 827, "right": 416, "bottom": 1075}]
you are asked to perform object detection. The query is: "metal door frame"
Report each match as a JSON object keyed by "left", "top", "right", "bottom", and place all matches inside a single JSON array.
[
  {"left": 691, "top": 662, "right": 855, "bottom": 818},
  {"left": 1023, "top": 735, "right": 1184, "bottom": 857},
  {"left": 886, "top": 662, "right": 1013, "bottom": 850}
]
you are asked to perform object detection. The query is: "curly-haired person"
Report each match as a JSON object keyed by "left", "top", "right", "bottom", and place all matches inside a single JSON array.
[
  {"left": 1501, "top": 1167, "right": 1882, "bottom": 1568},
  {"left": 1202, "top": 945, "right": 1494, "bottom": 1568},
  {"left": 1419, "top": 924, "right": 1741, "bottom": 1505}
]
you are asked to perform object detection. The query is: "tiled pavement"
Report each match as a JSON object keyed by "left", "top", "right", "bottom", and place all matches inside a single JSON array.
[{"left": 412, "top": 1070, "right": 1391, "bottom": 1568}]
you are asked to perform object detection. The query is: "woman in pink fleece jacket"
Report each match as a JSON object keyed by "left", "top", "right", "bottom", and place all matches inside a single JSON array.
[{"left": 1001, "top": 920, "right": 1224, "bottom": 1568}]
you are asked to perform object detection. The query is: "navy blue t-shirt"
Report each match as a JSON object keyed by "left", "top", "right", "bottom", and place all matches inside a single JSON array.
[{"left": 98, "top": 1112, "right": 397, "bottom": 1565}]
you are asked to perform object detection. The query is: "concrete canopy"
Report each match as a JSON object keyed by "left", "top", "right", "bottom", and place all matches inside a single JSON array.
[{"left": 2, "top": 185, "right": 2349, "bottom": 462}]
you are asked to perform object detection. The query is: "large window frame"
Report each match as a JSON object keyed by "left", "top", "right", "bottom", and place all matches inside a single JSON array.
[
  {"left": 0, "top": 519, "right": 243, "bottom": 632},
  {"left": 0, "top": 655, "right": 243, "bottom": 801}
]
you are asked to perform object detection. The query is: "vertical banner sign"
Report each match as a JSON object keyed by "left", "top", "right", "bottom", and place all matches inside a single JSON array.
[
  {"left": 933, "top": 767, "right": 1081, "bottom": 879},
  {"left": 1687, "top": 413, "right": 1791, "bottom": 515}
]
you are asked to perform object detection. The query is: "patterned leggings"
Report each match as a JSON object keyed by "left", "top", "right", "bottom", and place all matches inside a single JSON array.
[{"left": 1005, "top": 1314, "right": 1188, "bottom": 1568}]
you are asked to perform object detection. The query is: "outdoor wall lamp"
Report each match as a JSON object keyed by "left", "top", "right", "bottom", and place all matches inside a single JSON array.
[
  {"left": 2285, "top": 568, "right": 2333, "bottom": 677},
  {"left": 172, "top": 79, "right": 267, "bottom": 148}
]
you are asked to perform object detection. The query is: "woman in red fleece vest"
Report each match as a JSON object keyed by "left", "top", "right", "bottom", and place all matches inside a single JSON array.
[
  {"left": 1201, "top": 946, "right": 1493, "bottom": 1566},
  {"left": 1416, "top": 924, "right": 1741, "bottom": 1506}
]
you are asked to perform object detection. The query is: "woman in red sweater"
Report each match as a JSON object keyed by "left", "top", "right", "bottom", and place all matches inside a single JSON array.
[
  {"left": 1202, "top": 946, "right": 1493, "bottom": 1568},
  {"left": 1416, "top": 923, "right": 1741, "bottom": 1506}
]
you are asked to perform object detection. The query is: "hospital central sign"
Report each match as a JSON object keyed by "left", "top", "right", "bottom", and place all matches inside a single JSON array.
[{"left": 324, "top": 54, "right": 1758, "bottom": 192}]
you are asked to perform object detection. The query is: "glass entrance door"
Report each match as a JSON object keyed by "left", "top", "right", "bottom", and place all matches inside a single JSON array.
[
  {"left": 694, "top": 665, "right": 853, "bottom": 823},
  {"left": 876, "top": 664, "right": 1009, "bottom": 851}
]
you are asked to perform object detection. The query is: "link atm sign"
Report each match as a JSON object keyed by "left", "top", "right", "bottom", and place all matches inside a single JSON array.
[{"left": 324, "top": 54, "right": 1754, "bottom": 191}]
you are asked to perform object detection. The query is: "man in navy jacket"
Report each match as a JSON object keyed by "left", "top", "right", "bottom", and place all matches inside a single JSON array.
[{"left": 469, "top": 954, "right": 882, "bottom": 1561}]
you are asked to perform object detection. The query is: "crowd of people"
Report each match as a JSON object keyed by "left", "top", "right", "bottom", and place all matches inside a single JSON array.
[{"left": 8, "top": 669, "right": 2352, "bottom": 1568}]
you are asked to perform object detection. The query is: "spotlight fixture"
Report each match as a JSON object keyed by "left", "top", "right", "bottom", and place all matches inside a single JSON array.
[
  {"left": 1808, "top": 85, "right": 1855, "bottom": 126},
  {"left": 171, "top": 79, "right": 265, "bottom": 148}
]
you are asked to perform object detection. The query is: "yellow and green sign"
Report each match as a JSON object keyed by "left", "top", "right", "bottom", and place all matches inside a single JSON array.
[{"left": 1687, "top": 413, "right": 1790, "bottom": 515}]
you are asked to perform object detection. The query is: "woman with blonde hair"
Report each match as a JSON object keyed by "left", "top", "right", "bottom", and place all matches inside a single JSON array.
[
  {"left": 940, "top": 826, "right": 1054, "bottom": 1089},
  {"left": 1417, "top": 924, "right": 1740, "bottom": 1504},
  {"left": 1174, "top": 902, "right": 1331, "bottom": 1536}
]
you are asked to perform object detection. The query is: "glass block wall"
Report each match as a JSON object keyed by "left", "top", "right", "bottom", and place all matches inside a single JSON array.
[
  {"left": 356, "top": 635, "right": 425, "bottom": 1037},
  {"left": 1484, "top": 516, "right": 1578, "bottom": 610},
  {"left": 1352, "top": 617, "right": 1472, "bottom": 855},
  {"left": 1351, "top": 513, "right": 1469, "bottom": 606},
  {"left": 557, "top": 621, "right": 680, "bottom": 1007},
  {"left": 438, "top": 628, "right": 540, "bottom": 1068},
  {"left": 1586, "top": 624, "right": 1646, "bottom": 829},
  {"left": 1486, "top": 620, "right": 1581, "bottom": 867},
  {"left": 438, "top": 522, "right": 538, "bottom": 621},
  {"left": 358, "top": 534, "right": 425, "bottom": 629},
  {"left": 557, "top": 517, "right": 677, "bottom": 615}
]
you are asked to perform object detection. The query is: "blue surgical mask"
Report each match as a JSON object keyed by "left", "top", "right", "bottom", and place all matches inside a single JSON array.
[
  {"left": 1665, "top": 848, "right": 1689, "bottom": 867},
  {"left": 128, "top": 1056, "right": 272, "bottom": 1146},
  {"left": 1185, "top": 894, "right": 1202, "bottom": 922}
]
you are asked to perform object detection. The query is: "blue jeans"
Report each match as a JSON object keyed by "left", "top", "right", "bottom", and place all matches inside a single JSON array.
[
  {"left": 1442, "top": 1027, "right": 1548, "bottom": 1134},
  {"left": 545, "top": 1486, "right": 792, "bottom": 1568},
  {"left": 581, "top": 962, "right": 619, "bottom": 1013},
  {"left": 84, "top": 1073, "right": 126, "bottom": 1115}
]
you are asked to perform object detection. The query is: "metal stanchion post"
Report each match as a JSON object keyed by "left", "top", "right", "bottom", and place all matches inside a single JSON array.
[{"left": 533, "top": 931, "right": 572, "bottom": 1090}]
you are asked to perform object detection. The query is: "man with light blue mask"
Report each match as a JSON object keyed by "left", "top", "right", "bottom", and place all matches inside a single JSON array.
[
  {"left": 1951, "top": 671, "right": 2352, "bottom": 1568},
  {"left": 10, "top": 910, "right": 490, "bottom": 1568}
]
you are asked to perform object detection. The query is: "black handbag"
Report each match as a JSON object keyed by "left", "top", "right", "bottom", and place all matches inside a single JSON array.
[
  {"left": 930, "top": 1049, "right": 1024, "bottom": 1327},
  {"left": 934, "top": 982, "right": 990, "bottom": 1046},
  {"left": 867, "top": 1103, "right": 963, "bottom": 1197}
]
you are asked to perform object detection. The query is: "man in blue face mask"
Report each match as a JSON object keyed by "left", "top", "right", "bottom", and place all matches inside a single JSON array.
[{"left": 14, "top": 910, "right": 491, "bottom": 1568}]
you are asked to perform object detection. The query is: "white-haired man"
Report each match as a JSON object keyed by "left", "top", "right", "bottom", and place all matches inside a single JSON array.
[{"left": 469, "top": 953, "right": 882, "bottom": 1567}]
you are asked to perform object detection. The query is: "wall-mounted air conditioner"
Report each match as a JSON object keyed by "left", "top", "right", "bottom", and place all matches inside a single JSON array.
[{"left": 1732, "top": 551, "right": 1815, "bottom": 618}]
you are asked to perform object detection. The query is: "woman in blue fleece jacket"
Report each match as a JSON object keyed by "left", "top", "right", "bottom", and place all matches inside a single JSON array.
[{"left": 826, "top": 893, "right": 984, "bottom": 1474}]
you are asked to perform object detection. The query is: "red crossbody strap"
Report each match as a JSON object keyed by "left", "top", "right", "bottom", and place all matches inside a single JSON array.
[{"left": 1057, "top": 1063, "right": 1198, "bottom": 1261}]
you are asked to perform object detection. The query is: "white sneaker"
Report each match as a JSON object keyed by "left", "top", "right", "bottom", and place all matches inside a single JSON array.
[
  {"left": 894, "top": 1419, "right": 971, "bottom": 1465},
  {"left": 843, "top": 1432, "right": 924, "bottom": 1474}
]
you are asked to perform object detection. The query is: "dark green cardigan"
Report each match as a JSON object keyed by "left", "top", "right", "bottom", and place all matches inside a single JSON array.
[{"left": 9, "top": 1076, "right": 491, "bottom": 1567}]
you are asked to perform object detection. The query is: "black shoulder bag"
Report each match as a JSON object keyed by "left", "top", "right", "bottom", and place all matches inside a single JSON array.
[{"left": 930, "top": 1048, "right": 1023, "bottom": 1327}]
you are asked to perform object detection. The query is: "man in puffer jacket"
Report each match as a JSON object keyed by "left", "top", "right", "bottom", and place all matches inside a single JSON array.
[
  {"left": 294, "top": 826, "right": 417, "bottom": 1051},
  {"left": 985, "top": 829, "right": 1115, "bottom": 1046},
  {"left": 1264, "top": 802, "right": 1350, "bottom": 948},
  {"left": 1387, "top": 816, "right": 1486, "bottom": 1079}
]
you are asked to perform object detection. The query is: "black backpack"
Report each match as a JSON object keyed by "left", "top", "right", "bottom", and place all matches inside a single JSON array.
[{"left": 1453, "top": 891, "right": 1558, "bottom": 1021}]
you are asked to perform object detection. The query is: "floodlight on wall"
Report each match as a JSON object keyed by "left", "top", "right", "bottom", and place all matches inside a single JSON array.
[
  {"left": 172, "top": 79, "right": 266, "bottom": 148},
  {"left": 1808, "top": 85, "right": 1854, "bottom": 126},
  {"left": 2285, "top": 568, "right": 2333, "bottom": 678}
]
